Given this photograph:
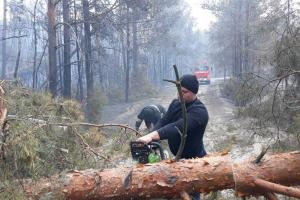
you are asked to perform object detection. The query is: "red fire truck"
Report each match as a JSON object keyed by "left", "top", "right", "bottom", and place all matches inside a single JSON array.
[{"left": 194, "top": 65, "right": 211, "bottom": 84}]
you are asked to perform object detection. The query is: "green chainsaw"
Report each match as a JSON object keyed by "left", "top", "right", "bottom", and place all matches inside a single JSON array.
[{"left": 130, "top": 141, "right": 166, "bottom": 164}]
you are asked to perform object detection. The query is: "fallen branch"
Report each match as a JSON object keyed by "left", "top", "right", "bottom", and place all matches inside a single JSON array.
[
  {"left": 6, "top": 115, "right": 142, "bottom": 137},
  {"left": 1, "top": 35, "right": 27, "bottom": 41},
  {"left": 254, "top": 178, "right": 300, "bottom": 199},
  {"left": 51, "top": 122, "right": 142, "bottom": 136},
  {"left": 71, "top": 127, "right": 110, "bottom": 161}
]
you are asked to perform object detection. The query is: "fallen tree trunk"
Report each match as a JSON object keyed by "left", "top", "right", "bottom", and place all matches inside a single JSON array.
[{"left": 23, "top": 151, "right": 300, "bottom": 199}]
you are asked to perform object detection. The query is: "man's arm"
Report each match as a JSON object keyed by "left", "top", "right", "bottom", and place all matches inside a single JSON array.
[{"left": 157, "top": 108, "right": 208, "bottom": 140}]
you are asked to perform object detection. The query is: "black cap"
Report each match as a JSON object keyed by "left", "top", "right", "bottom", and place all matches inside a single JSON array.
[{"left": 180, "top": 74, "right": 199, "bottom": 94}]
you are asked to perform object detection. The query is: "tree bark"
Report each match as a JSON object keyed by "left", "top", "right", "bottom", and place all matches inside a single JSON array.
[
  {"left": 13, "top": 30, "right": 21, "bottom": 79},
  {"left": 57, "top": 32, "right": 63, "bottom": 94},
  {"left": 63, "top": 0, "right": 71, "bottom": 98},
  {"left": 73, "top": 1, "right": 83, "bottom": 102},
  {"left": 1, "top": 0, "right": 7, "bottom": 79},
  {"left": 125, "top": 4, "right": 130, "bottom": 103},
  {"left": 244, "top": 0, "right": 250, "bottom": 73},
  {"left": 32, "top": 0, "right": 39, "bottom": 90},
  {"left": 82, "top": 0, "right": 94, "bottom": 120},
  {"left": 93, "top": 0, "right": 104, "bottom": 90},
  {"left": 47, "top": 0, "right": 58, "bottom": 97},
  {"left": 132, "top": 6, "right": 138, "bottom": 73},
  {"left": 23, "top": 151, "right": 300, "bottom": 200}
]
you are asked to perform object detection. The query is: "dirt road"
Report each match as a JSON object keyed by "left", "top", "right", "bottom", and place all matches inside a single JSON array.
[{"left": 100, "top": 85, "right": 176, "bottom": 127}]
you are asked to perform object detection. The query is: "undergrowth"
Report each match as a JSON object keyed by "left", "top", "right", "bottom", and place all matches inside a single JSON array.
[{"left": 0, "top": 82, "right": 137, "bottom": 199}]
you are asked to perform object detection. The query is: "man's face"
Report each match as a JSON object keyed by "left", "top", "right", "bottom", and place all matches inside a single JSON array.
[{"left": 180, "top": 87, "right": 196, "bottom": 103}]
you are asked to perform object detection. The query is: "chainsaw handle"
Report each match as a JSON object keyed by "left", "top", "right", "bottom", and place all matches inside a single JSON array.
[{"left": 148, "top": 142, "right": 165, "bottom": 160}]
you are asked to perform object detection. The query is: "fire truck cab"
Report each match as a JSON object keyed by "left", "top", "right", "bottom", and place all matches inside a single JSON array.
[{"left": 193, "top": 65, "right": 211, "bottom": 85}]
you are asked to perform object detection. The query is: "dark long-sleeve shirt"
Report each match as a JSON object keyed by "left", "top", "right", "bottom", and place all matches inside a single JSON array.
[{"left": 153, "top": 98, "right": 208, "bottom": 159}]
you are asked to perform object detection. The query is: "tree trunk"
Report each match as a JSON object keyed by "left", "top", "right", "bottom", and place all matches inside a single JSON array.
[
  {"left": 13, "top": 45, "right": 21, "bottom": 79},
  {"left": 1, "top": 0, "right": 7, "bottom": 79},
  {"left": 14, "top": 28, "right": 22, "bottom": 79},
  {"left": 47, "top": 0, "right": 58, "bottom": 97},
  {"left": 32, "top": 0, "right": 38, "bottom": 89},
  {"left": 63, "top": 0, "right": 71, "bottom": 98},
  {"left": 233, "top": 1, "right": 238, "bottom": 78},
  {"left": 125, "top": 4, "right": 130, "bottom": 103},
  {"left": 36, "top": 41, "right": 48, "bottom": 89},
  {"left": 132, "top": 7, "right": 138, "bottom": 73},
  {"left": 236, "top": 0, "right": 243, "bottom": 77},
  {"left": 57, "top": 32, "right": 63, "bottom": 94},
  {"left": 93, "top": 0, "right": 104, "bottom": 90},
  {"left": 82, "top": 0, "right": 94, "bottom": 120},
  {"left": 23, "top": 152, "right": 300, "bottom": 200},
  {"left": 121, "top": 30, "right": 126, "bottom": 90},
  {"left": 244, "top": 0, "right": 250, "bottom": 73},
  {"left": 73, "top": 1, "right": 83, "bottom": 102}
]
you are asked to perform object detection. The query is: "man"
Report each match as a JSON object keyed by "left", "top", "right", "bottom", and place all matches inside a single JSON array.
[
  {"left": 135, "top": 104, "right": 166, "bottom": 131},
  {"left": 137, "top": 74, "right": 209, "bottom": 200}
]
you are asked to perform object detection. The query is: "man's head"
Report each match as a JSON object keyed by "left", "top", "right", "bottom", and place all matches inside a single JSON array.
[{"left": 180, "top": 74, "right": 199, "bottom": 103}]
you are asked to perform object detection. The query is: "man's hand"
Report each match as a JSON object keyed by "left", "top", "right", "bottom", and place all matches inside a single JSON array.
[
  {"left": 137, "top": 134, "right": 153, "bottom": 144},
  {"left": 137, "top": 131, "right": 160, "bottom": 144}
]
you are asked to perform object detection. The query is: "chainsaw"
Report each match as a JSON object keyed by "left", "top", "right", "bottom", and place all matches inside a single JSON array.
[{"left": 130, "top": 141, "right": 166, "bottom": 164}]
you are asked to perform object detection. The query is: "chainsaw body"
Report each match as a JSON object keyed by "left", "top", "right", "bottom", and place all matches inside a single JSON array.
[{"left": 130, "top": 141, "right": 165, "bottom": 164}]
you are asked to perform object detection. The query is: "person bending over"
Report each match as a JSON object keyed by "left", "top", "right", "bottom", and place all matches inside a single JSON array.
[{"left": 135, "top": 104, "right": 166, "bottom": 131}]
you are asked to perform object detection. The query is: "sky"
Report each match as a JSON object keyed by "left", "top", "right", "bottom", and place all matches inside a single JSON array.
[{"left": 185, "top": 0, "right": 216, "bottom": 31}]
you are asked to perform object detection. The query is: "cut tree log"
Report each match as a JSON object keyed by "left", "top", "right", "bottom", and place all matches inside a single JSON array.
[{"left": 23, "top": 151, "right": 300, "bottom": 200}]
